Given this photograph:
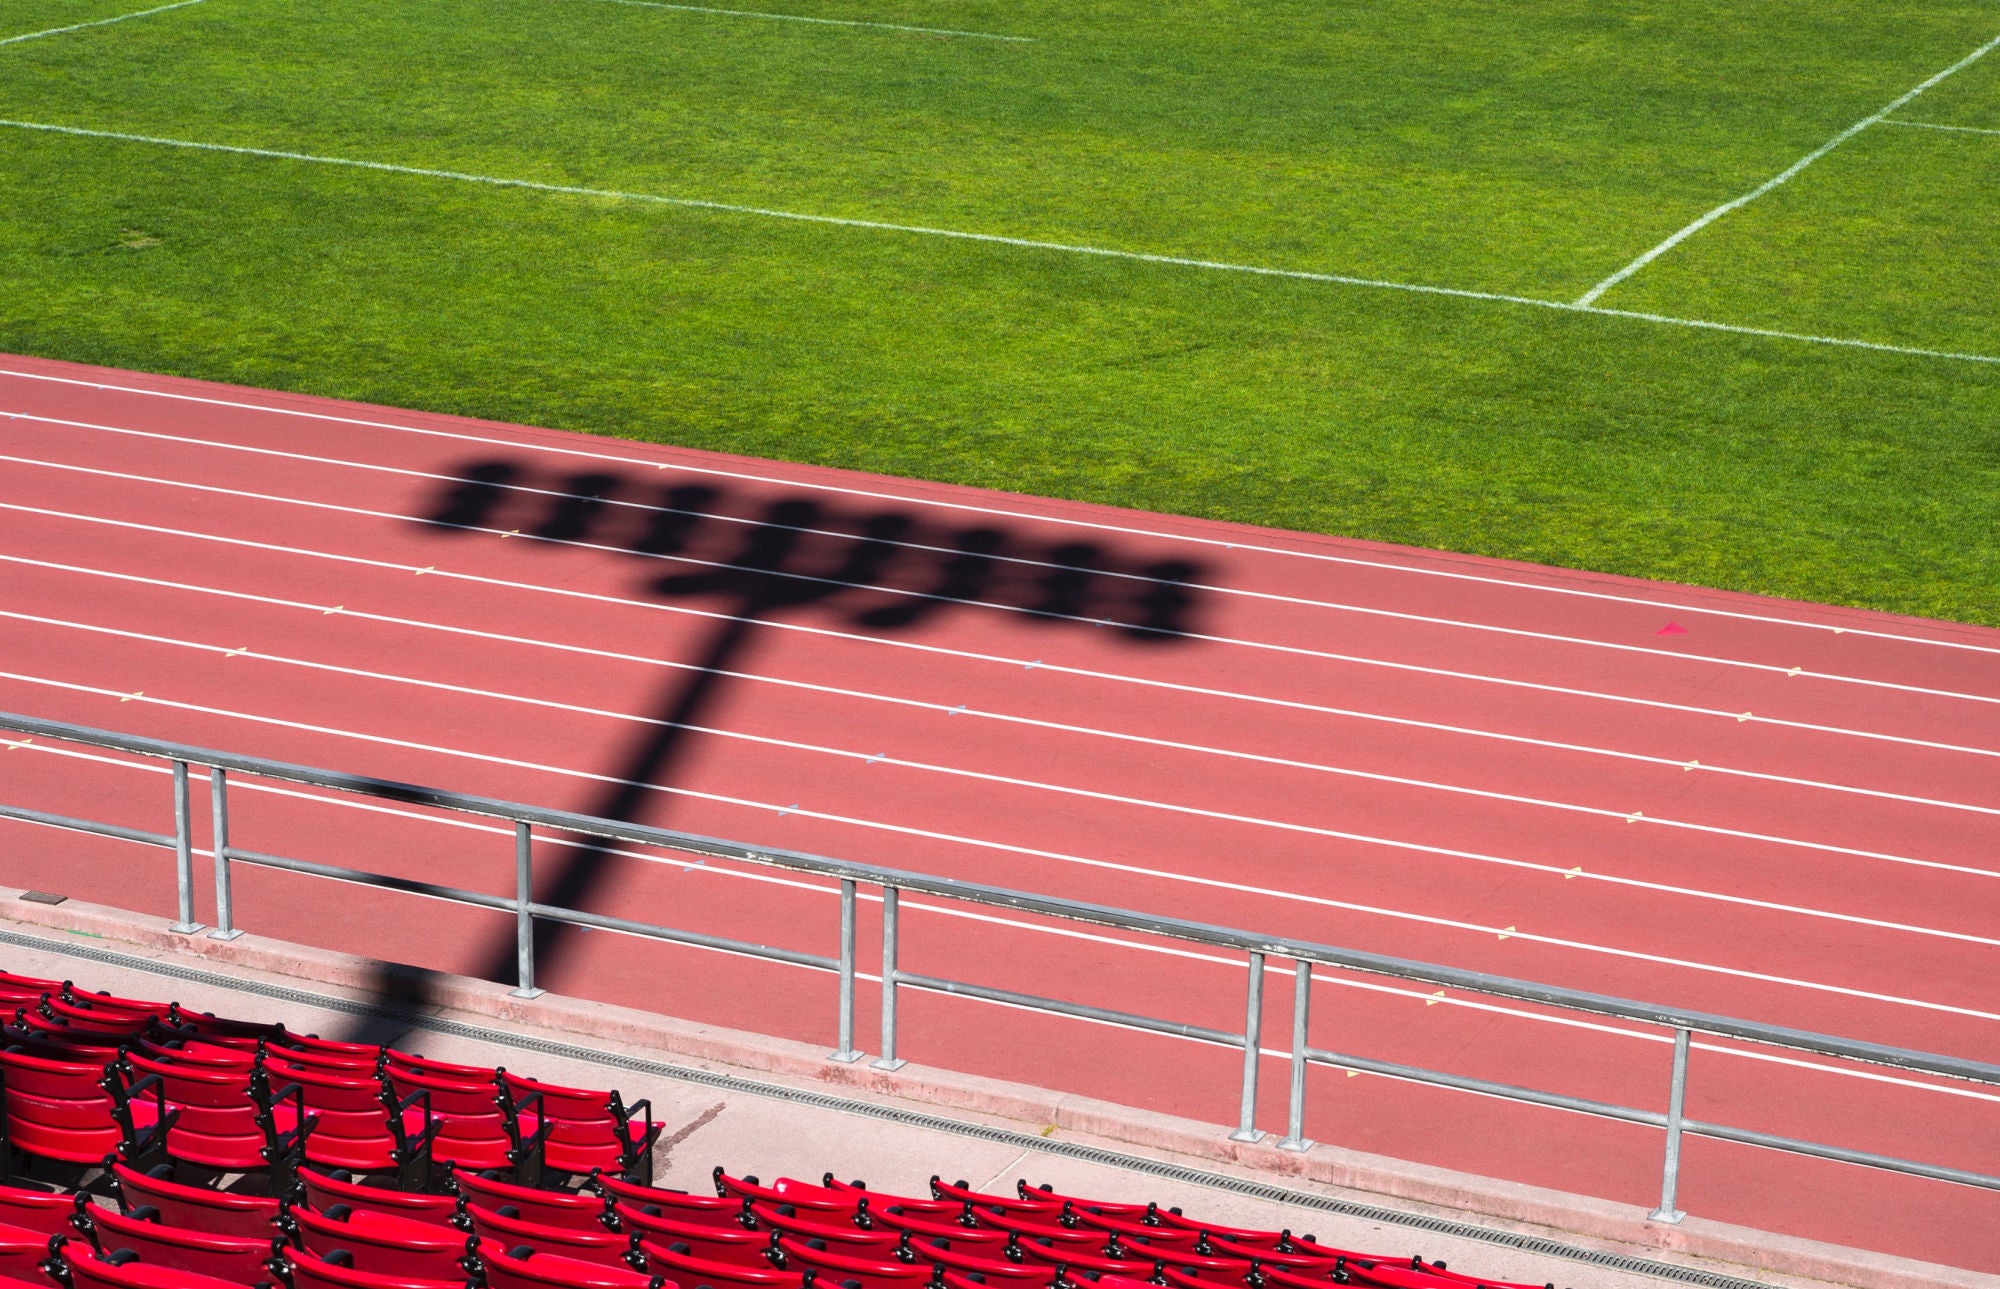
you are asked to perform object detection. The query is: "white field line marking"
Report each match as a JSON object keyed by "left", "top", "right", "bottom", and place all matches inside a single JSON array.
[
  {"left": 8, "top": 551, "right": 1994, "bottom": 818},
  {"left": 23, "top": 414, "right": 2000, "bottom": 685},
  {"left": 1576, "top": 30, "right": 2000, "bottom": 306},
  {"left": 8, "top": 507, "right": 2000, "bottom": 782},
  {"left": 7, "top": 372, "right": 1998, "bottom": 659},
  {"left": 5, "top": 669, "right": 1999, "bottom": 1026},
  {"left": 11, "top": 604, "right": 2000, "bottom": 934},
  {"left": 4, "top": 117, "right": 1998, "bottom": 371},
  {"left": 1882, "top": 117, "right": 2000, "bottom": 137},
  {"left": 11, "top": 740, "right": 1998, "bottom": 1104},
  {"left": 11, "top": 451, "right": 1998, "bottom": 709},
  {"left": 0, "top": 0, "right": 204, "bottom": 47},
  {"left": 576, "top": 0, "right": 1030, "bottom": 41}
]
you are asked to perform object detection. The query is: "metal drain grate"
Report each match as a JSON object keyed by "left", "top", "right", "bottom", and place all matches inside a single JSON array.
[{"left": 0, "top": 927, "right": 1776, "bottom": 1289}]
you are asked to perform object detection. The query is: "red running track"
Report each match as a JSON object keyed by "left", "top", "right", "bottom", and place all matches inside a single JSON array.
[{"left": 0, "top": 354, "right": 1995, "bottom": 1270}]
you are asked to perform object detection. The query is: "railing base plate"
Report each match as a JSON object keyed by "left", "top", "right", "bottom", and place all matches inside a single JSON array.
[
  {"left": 870, "top": 1057, "right": 908, "bottom": 1072},
  {"left": 166, "top": 922, "right": 205, "bottom": 935},
  {"left": 1647, "top": 1207, "right": 1686, "bottom": 1225},
  {"left": 206, "top": 928, "right": 244, "bottom": 942},
  {"left": 1277, "top": 1137, "right": 1314, "bottom": 1153},
  {"left": 1227, "top": 1128, "right": 1265, "bottom": 1144},
  {"left": 827, "top": 1049, "right": 864, "bottom": 1064},
  {"left": 510, "top": 987, "right": 545, "bottom": 1000}
]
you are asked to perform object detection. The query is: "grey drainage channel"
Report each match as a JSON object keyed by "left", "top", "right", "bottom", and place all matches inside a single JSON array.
[{"left": 2, "top": 928, "right": 1770, "bottom": 1289}]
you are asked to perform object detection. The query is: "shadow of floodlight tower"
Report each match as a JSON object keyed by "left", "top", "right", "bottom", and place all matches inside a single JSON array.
[{"left": 334, "top": 457, "right": 1210, "bottom": 1047}]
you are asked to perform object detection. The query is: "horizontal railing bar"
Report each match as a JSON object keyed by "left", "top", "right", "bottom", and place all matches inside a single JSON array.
[
  {"left": 4, "top": 710, "right": 1997, "bottom": 1088},
  {"left": 228, "top": 849, "right": 839, "bottom": 971},
  {"left": 0, "top": 801, "right": 174, "bottom": 850},
  {"left": 1303, "top": 1046, "right": 1664, "bottom": 1127},
  {"left": 1304, "top": 1046, "right": 2000, "bottom": 1192},
  {"left": 898, "top": 971, "right": 1244, "bottom": 1047}
]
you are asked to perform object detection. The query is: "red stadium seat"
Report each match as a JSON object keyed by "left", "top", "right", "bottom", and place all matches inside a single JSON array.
[
  {"left": 118, "top": 1052, "right": 278, "bottom": 1174},
  {"left": 452, "top": 1174, "right": 606, "bottom": 1234},
  {"left": 295, "top": 1173, "right": 457, "bottom": 1229},
  {"left": 477, "top": 1245, "right": 655, "bottom": 1289},
  {"left": 1010, "top": 1238, "right": 1166, "bottom": 1280},
  {"left": 709, "top": 1178, "right": 849, "bottom": 1219},
  {"left": 637, "top": 1240, "right": 800, "bottom": 1289},
  {"left": 160, "top": 1009, "right": 285, "bottom": 1052},
  {"left": 907, "top": 1236, "right": 1054, "bottom": 1287},
  {"left": 1065, "top": 1211, "right": 1200, "bottom": 1252},
  {"left": 0, "top": 1044, "right": 168, "bottom": 1173},
  {"left": 56, "top": 1240, "right": 264, "bottom": 1289},
  {"left": 964, "top": 1214, "right": 1097, "bottom": 1249},
  {"left": 608, "top": 1208, "right": 764, "bottom": 1268},
  {"left": 260, "top": 1061, "right": 437, "bottom": 1188},
  {"left": 0, "top": 975, "right": 61, "bottom": 1002},
  {"left": 1013, "top": 1188, "right": 1147, "bottom": 1221},
  {"left": 742, "top": 1205, "right": 894, "bottom": 1255},
  {"left": 591, "top": 1179, "right": 742, "bottom": 1232},
  {"left": 866, "top": 1210, "right": 999, "bottom": 1248},
  {"left": 287, "top": 1205, "right": 471, "bottom": 1280},
  {"left": 461, "top": 1208, "right": 630, "bottom": 1270},
  {"left": 381, "top": 1070, "right": 507, "bottom": 1175},
  {"left": 81, "top": 1206, "right": 277, "bottom": 1284},
  {"left": 924, "top": 1184, "right": 1060, "bottom": 1228},
  {"left": 500, "top": 1078, "right": 658, "bottom": 1187},
  {"left": 769, "top": 1237, "right": 929, "bottom": 1289},
  {"left": 814, "top": 1181, "right": 960, "bottom": 1221},
  {"left": 0, "top": 1181, "right": 84, "bottom": 1237},
  {"left": 111, "top": 1163, "right": 280, "bottom": 1240},
  {"left": 278, "top": 1247, "right": 467, "bottom": 1289},
  {"left": 381, "top": 1056, "right": 492, "bottom": 1084}
]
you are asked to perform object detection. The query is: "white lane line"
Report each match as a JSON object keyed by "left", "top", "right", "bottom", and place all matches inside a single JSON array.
[
  {"left": 1881, "top": 117, "right": 2000, "bottom": 137},
  {"left": 9, "top": 508, "right": 2000, "bottom": 778},
  {"left": 1576, "top": 29, "right": 2000, "bottom": 306},
  {"left": 9, "top": 451, "right": 1998, "bottom": 708},
  {"left": 12, "top": 737, "right": 1999, "bottom": 1104},
  {"left": 9, "top": 604, "right": 1999, "bottom": 932},
  {"left": 575, "top": 0, "right": 1030, "bottom": 41},
  {"left": 8, "top": 553, "right": 1995, "bottom": 816},
  {"left": 22, "top": 413, "right": 2000, "bottom": 686},
  {"left": 0, "top": 0, "right": 204, "bottom": 47},
  {"left": 4, "top": 116, "right": 1998, "bottom": 371},
  {"left": 7, "top": 371, "right": 1998, "bottom": 659},
  {"left": 5, "top": 669, "right": 1999, "bottom": 1026}
]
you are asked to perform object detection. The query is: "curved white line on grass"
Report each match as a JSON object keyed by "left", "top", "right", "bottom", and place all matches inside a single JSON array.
[
  {"left": 2, "top": 116, "right": 1996, "bottom": 373},
  {"left": 0, "top": 0, "right": 203, "bottom": 47},
  {"left": 1576, "top": 29, "right": 2000, "bottom": 306},
  {"left": 1881, "top": 118, "right": 2000, "bottom": 137},
  {"left": 10, "top": 603, "right": 2000, "bottom": 930},
  {"left": 8, "top": 503, "right": 2000, "bottom": 790},
  {"left": 20, "top": 412, "right": 2000, "bottom": 682},
  {"left": 576, "top": 0, "right": 1031, "bottom": 41},
  {"left": 11, "top": 738, "right": 2000, "bottom": 1104},
  {"left": 9, "top": 451, "right": 1998, "bottom": 710},
  {"left": 5, "top": 668, "right": 1999, "bottom": 1026},
  {"left": 6, "top": 379, "right": 2000, "bottom": 663}
]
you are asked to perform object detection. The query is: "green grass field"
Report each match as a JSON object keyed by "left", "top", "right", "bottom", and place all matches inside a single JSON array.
[{"left": 2, "top": 0, "right": 1997, "bottom": 623}]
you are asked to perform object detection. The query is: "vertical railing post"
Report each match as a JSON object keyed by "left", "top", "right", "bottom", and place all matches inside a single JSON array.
[
  {"left": 206, "top": 768, "right": 243, "bottom": 940},
  {"left": 1649, "top": 1028, "right": 1692, "bottom": 1223},
  {"left": 1278, "top": 959, "right": 1313, "bottom": 1151},
  {"left": 167, "top": 760, "right": 202, "bottom": 934},
  {"left": 1230, "top": 952, "right": 1267, "bottom": 1142},
  {"left": 511, "top": 821, "right": 543, "bottom": 999},
  {"left": 871, "top": 886, "right": 906, "bottom": 1071},
  {"left": 829, "top": 879, "right": 862, "bottom": 1062}
]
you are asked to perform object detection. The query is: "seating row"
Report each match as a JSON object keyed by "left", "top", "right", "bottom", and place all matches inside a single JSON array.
[{"left": 0, "top": 970, "right": 1557, "bottom": 1289}]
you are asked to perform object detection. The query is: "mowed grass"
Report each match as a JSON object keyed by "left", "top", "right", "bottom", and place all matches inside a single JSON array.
[{"left": 0, "top": 0, "right": 1996, "bottom": 623}]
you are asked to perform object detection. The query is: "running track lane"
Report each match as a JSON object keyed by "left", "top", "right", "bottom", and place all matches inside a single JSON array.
[{"left": 0, "top": 355, "right": 1994, "bottom": 1270}]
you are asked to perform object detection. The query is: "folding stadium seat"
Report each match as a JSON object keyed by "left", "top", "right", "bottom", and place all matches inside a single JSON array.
[
  {"left": 636, "top": 1240, "right": 801, "bottom": 1289},
  {"left": 295, "top": 1174, "right": 457, "bottom": 1230},
  {"left": 0, "top": 1221, "right": 57, "bottom": 1288},
  {"left": 743, "top": 1204, "right": 895, "bottom": 1254},
  {"left": 116, "top": 1052, "right": 280, "bottom": 1175},
  {"left": 80, "top": 1205, "right": 279, "bottom": 1284},
  {"left": 460, "top": 1208, "right": 630, "bottom": 1270},
  {"left": 866, "top": 1211, "right": 1001, "bottom": 1248},
  {"left": 709, "top": 1178, "right": 849, "bottom": 1220},
  {"left": 1336, "top": 1262, "right": 1549, "bottom": 1289},
  {"left": 0, "top": 1044, "right": 169, "bottom": 1174},
  {"left": 768, "top": 1237, "right": 930, "bottom": 1289},
  {"left": 39, "top": 1001, "right": 160, "bottom": 1040},
  {"left": 55, "top": 989, "right": 172, "bottom": 1022},
  {"left": 590, "top": 1179, "right": 742, "bottom": 1232},
  {"left": 259, "top": 1059, "right": 438, "bottom": 1189},
  {"left": 268, "top": 1039, "right": 384, "bottom": 1076},
  {"left": 3, "top": 1016, "right": 128, "bottom": 1062},
  {"left": 500, "top": 1078, "right": 657, "bottom": 1188},
  {"left": 1011, "top": 1189, "right": 1148, "bottom": 1222},
  {"left": 923, "top": 1186, "right": 1060, "bottom": 1228},
  {"left": 380, "top": 1057, "right": 492, "bottom": 1085},
  {"left": 814, "top": 1181, "right": 960, "bottom": 1221},
  {"left": 476, "top": 1244, "right": 656, "bottom": 1289},
  {"left": 1009, "top": 1239, "right": 1164, "bottom": 1281},
  {"left": 1197, "top": 1237, "right": 1352, "bottom": 1272},
  {"left": 276, "top": 1247, "right": 466, "bottom": 1289},
  {"left": 53, "top": 1239, "right": 265, "bottom": 1289},
  {"left": 451, "top": 1173, "right": 608, "bottom": 1234},
  {"left": 161, "top": 1008, "right": 286, "bottom": 1052},
  {"left": 286, "top": 1204, "right": 472, "bottom": 1280},
  {"left": 0, "top": 974, "right": 61, "bottom": 1002},
  {"left": 907, "top": 1237, "right": 1054, "bottom": 1287},
  {"left": 378, "top": 1069, "right": 508, "bottom": 1176},
  {"left": 1062, "top": 1212, "right": 1200, "bottom": 1252},
  {"left": 605, "top": 1209, "right": 764, "bottom": 1268},
  {"left": 111, "top": 1162, "right": 281, "bottom": 1239},
  {"left": 0, "top": 1180, "right": 85, "bottom": 1237},
  {"left": 960, "top": 1215, "right": 1097, "bottom": 1250}
]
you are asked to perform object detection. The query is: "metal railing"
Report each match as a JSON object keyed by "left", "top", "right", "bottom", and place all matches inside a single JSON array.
[{"left": 3, "top": 709, "right": 1997, "bottom": 1223}]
